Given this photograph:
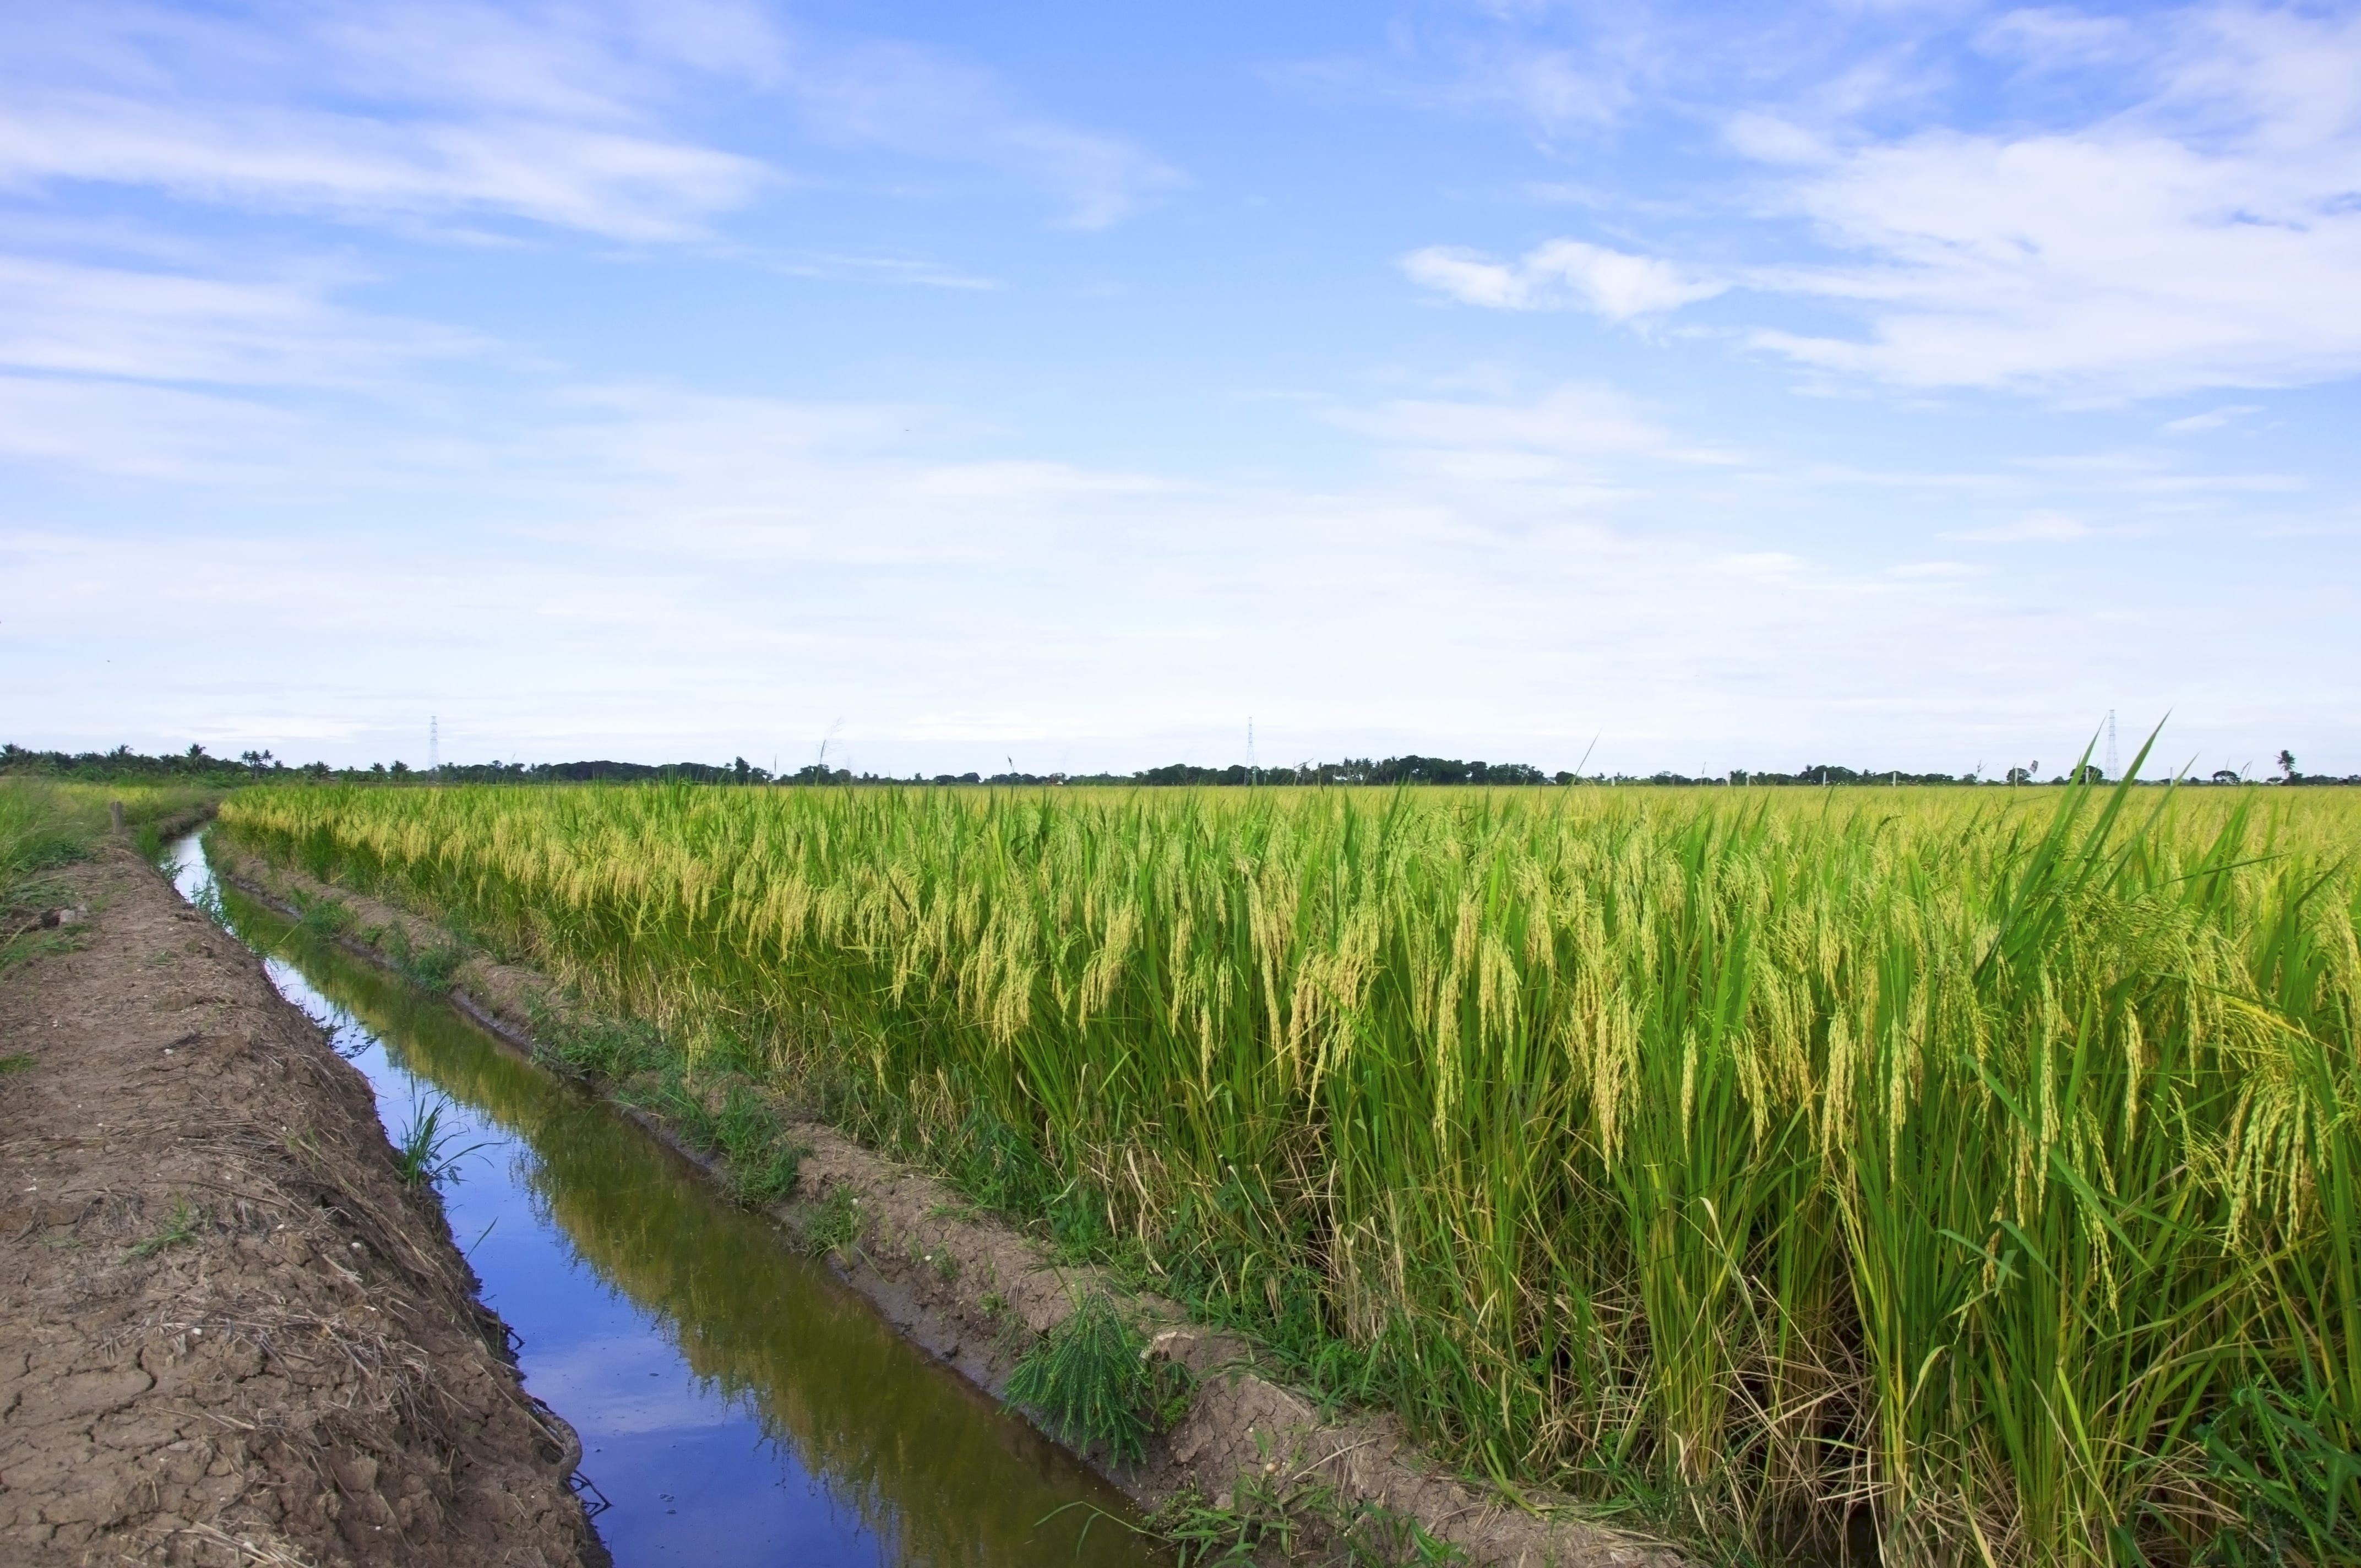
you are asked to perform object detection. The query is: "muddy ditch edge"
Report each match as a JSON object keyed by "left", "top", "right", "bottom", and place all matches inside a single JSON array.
[{"left": 1, "top": 839, "right": 606, "bottom": 1568}]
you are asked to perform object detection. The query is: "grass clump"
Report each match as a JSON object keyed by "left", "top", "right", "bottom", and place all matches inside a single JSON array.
[
  {"left": 0, "top": 1052, "right": 36, "bottom": 1075},
  {"left": 394, "top": 1095, "right": 489, "bottom": 1190},
  {"left": 638, "top": 1069, "right": 808, "bottom": 1207},
  {"left": 379, "top": 922, "right": 467, "bottom": 991},
  {"left": 1003, "top": 1291, "right": 1191, "bottom": 1466},
  {"left": 525, "top": 993, "right": 671, "bottom": 1082},
  {"left": 2199, "top": 1381, "right": 2361, "bottom": 1567},
  {"left": 125, "top": 1196, "right": 207, "bottom": 1260},
  {"left": 1160, "top": 1469, "right": 1469, "bottom": 1567},
  {"left": 796, "top": 1184, "right": 864, "bottom": 1256},
  {"left": 293, "top": 892, "right": 356, "bottom": 940},
  {"left": 708, "top": 1082, "right": 809, "bottom": 1206}
]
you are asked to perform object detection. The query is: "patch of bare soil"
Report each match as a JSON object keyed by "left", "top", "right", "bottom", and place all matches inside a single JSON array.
[
  {"left": 215, "top": 841, "right": 1684, "bottom": 1568},
  {"left": 0, "top": 847, "right": 600, "bottom": 1568}
]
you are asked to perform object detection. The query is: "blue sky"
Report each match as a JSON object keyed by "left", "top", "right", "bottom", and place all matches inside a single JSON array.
[{"left": 4, "top": 0, "right": 2356, "bottom": 778}]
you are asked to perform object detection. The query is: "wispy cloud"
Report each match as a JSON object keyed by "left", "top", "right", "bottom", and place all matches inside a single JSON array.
[
  {"left": 1395, "top": 4, "right": 2361, "bottom": 401},
  {"left": 781, "top": 37, "right": 1184, "bottom": 228},
  {"left": 759, "top": 253, "right": 1000, "bottom": 291},
  {"left": 1745, "top": 8, "right": 2361, "bottom": 398},
  {"left": 1403, "top": 239, "right": 1724, "bottom": 320},
  {"left": 1945, "top": 510, "right": 2094, "bottom": 543},
  {"left": 1328, "top": 382, "right": 1677, "bottom": 455},
  {"left": 0, "top": 255, "right": 476, "bottom": 386},
  {"left": 2, "top": 367, "right": 2141, "bottom": 771},
  {"left": 0, "top": 1, "right": 1178, "bottom": 238},
  {"left": 0, "top": 2, "right": 776, "bottom": 240},
  {"left": 2163, "top": 404, "right": 2260, "bottom": 435}
]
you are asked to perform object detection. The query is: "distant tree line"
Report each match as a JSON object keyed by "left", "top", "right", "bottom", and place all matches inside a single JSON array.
[{"left": 9, "top": 743, "right": 2357, "bottom": 788}]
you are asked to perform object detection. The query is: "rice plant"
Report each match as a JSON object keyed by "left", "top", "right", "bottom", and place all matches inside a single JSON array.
[
  {"left": 1004, "top": 1289, "right": 1182, "bottom": 1466},
  {"left": 217, "top": 770, "right": 2361, "bottom": 1565}
]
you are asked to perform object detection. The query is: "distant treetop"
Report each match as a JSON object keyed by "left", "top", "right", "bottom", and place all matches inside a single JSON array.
[{"left": 8, "top": 743, "right": 2350, "bottom": 788}]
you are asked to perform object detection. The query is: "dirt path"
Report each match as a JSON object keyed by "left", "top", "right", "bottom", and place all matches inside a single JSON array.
[{"left": 0, "top": 846, "right": 600, "bottom": 1568}]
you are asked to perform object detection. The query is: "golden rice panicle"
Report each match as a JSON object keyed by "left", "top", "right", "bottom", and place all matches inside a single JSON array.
[{"left": 216, "top": 776, "right": 2361, "bottom": 1567}]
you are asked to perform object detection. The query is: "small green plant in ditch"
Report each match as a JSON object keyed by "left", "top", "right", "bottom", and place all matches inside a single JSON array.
[
  {"left": 798, "top": 1185, "right": 864, "bottom": 1256},
  {"left": 1160, "top": 1477, "right": 1299, "bottom": 1567},
  {"left": 381, "top": 922, "right": 466, "bottom": 992},
  {"left": 1003, "top": 1289, "right": 1192, "bottom": 1466},
  {"left": 295, "top": 894, "right": 355, "bottom": 939},
  {"left": 643, "top": 1070, "right": 809, "bottom": 1207},
  {"left": 525, "top": 993, "right": 671, "bottom": 1082},
  {"left": 712, "top": 1084, "right": 807, "bottom": 1206},
  {"left": 394, "top": 1096, "right": 489, "bottom": 1190},
  {"left": 1158, "top": 1469, "right": 1467, "bottom": 1567},
  {"left": 126, "top": 1196, "right": 208, "bottom": 1260},
  {"left": 1337, "top": 1500, "right": 1467, "bottom": 1566},
  {"left": 0, "top": 1052, "right": 35, "bottom": 1075},
  {"left": 188, "top": 879, "right": 231, "bottom": 929}
]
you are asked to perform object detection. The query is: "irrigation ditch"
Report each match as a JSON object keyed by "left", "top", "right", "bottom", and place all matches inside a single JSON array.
[
  {"left": 0, "top": 829, "right": 598, "bottom": 1567},
  {"left": 200, "top": 824, "right": 1684, "bottom": 1568}
]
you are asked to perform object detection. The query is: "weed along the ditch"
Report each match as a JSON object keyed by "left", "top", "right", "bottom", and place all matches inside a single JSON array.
[
  {"left": 211, "top": 769, "right": 2361, "bottom": 1566},
  {"left": 1002, "top": 1291, "right": 1193, "bottom": 1467},
  {"left": 646, "top": 1072, "right": 810, "bottom": 1207},
  {"left": 394, "top": 1095, "right": 489, "bottom": 1190},
  {"left": 124, "top": 1196, "right": 208, "bottom": 1260}
]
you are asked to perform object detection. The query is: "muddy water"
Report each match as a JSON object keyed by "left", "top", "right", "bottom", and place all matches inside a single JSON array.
[{"left": 168, "top": 832, "right": 1165, "bottom": 1568}]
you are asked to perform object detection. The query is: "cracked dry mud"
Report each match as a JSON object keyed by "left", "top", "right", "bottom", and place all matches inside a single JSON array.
[{"left": 0, "top": 846, "right": 600, "bottom": 1567}]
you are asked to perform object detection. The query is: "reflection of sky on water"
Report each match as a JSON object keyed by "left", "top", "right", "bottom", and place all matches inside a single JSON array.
[
  {"left": 257, "top": 950, "right": 864, "bottom": 1565},
  {"left": 172, "top": 832, "right": 1162, "bottom": 1568}
]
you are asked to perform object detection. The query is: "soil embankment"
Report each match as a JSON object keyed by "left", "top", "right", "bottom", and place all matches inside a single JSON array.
[
  {"left": 213, "top": 839, "right": 1683, "bottom": 1568},
  {"left": 0, "top": 845, "right": 600, "bottom": 1567}
]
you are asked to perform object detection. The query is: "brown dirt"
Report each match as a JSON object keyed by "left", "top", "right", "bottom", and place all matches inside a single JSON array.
[
  {"left": 214, "top": 840, "right": 1686, "bottom": 1568},
  {"left": 0, "top": 846, "right": 601, "bottom": 1568}
]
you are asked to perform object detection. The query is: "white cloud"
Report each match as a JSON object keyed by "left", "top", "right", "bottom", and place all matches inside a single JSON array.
[
  {"left": 783, "top": 38, "right": 1183, "bottom": 228},
  {"left": 1395, "top": 6, "right": 2361, "bottom": 401},
  {"left": 762, "top": 253, "right": 999, "bottom": 290},
  {"left": 0, "top": 1, "right": 1175, "bottom": 237},
  {"left": 7, "top": 362, "right": 2348, "bottom": 774},
  {"left": 1722, "top": 112, "right": 1828, "bottom": 165},
  {"left": 1329, "top": 382, "right": 1674, "bottom": 455},
  {"left": 2162, "top": 404, "right": 2259, "bottom": 434},
  {"left": 0, "top": 377, "right": 307, "bottom": 480},
  {"left": 0, "top": 3, "right": 776, "bottom": 240},
  {"left": 1976, "top": 8, "right": 2141, "bottom": 71},
  {"left": 1403, "top": 238, "right": 1725, "bottom": 320},
  {"left": 1945, "top": 510, "right": 2093, "bottom": 543},
  {"left": 0, "top": 255, "right": 475, "bottom": 386},
  {"left": 1737, "top": 7, "right": 2361, "bottom": 398},
  {"left": 0, "top": 369, "right": 2129, "bottom": 772}
]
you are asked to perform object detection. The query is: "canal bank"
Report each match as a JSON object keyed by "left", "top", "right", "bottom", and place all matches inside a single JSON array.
[
  {"left": 0, "top": 841, "right": 597, "bottom": 1567},
  {"left": 205, "top": 829, "right": 1685, "bottom": 1568},
  {"left": 182, "top": 830, "right": 1165, "bottom": 1568}
]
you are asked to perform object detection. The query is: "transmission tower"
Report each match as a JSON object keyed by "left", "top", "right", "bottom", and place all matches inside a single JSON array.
[
  {"left": 429, "top": 715, "right": 440, "bottom": 776},
  {"left": 2105, "top": 710, "right": 2118, "bottom": 782}
]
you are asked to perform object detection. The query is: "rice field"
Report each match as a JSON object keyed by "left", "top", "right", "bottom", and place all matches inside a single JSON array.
[
  {"left": 216, "top": 775, "right": 2361, "bottom": 1566},
  {"left": 2, "top": 777, "right": 224, "bottom": 935}
]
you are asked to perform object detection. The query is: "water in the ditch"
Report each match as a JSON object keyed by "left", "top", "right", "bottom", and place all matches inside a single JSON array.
[{"left": 167, "top": 831, "right": 1166, "bottom": 1568}]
